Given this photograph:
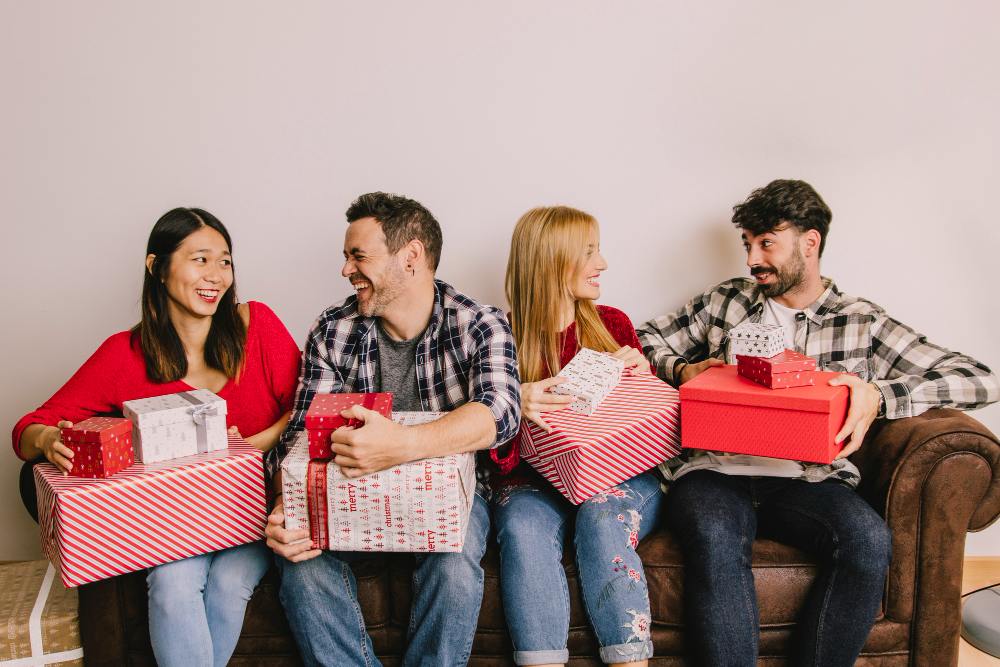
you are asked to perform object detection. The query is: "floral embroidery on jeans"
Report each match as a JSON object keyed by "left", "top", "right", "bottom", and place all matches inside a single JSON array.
[
  {"left": 600, "top": 556, "right": 642, "bottom": 609},
  {"left": 588, "top": 486, "right": 632, "bottom": 504},
  {"left": 623, "top": 608, "right": 651, "bottom": 643},
  {"left": 618, "top": 509, "right": 642, "bottom": 550}
]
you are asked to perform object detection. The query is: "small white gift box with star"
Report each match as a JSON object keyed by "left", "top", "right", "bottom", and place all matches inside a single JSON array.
[
  {"left": 728, "top": 322, "right": 785, "bottom": 358},
  {"left": 550, "top": 348, "right": 625, "bottom": 415}
]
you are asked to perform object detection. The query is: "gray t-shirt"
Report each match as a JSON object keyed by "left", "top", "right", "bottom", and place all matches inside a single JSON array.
[{"left": 374, "top": 321, "right": 424, "bottom": 411}]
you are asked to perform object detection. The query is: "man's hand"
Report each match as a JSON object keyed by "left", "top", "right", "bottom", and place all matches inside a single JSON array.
[
  {"left": 520, "top": 377, "right": 574, "bottom": 433},
  {"left": 330, "top": 405, "right": 410, "bottom": 478},
  {"left": 679, "top": 358, "right": 724, "bottom": 385},
  {"left": 829, "top": 375, "right": 882, "bottom": 460},
  {"left": 611, "top": 346, "right": 650, "bottom": 375},
  {"left": 264, "top": 498, "right": 322, "bottom": 562}
]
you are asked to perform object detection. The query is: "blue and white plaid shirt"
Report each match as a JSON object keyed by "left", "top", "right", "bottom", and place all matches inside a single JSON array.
[{"left": 266, "top": 279, "right": 521, "bottom": 497}]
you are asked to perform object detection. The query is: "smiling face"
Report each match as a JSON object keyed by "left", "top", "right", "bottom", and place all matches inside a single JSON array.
[
  {"left": 568, "top": 227, "right": 607, "bottom": 301},
  {"left": 158, "top": 226, "right": 234, "bottom": 322},
  {"left": 742, "top": 223, "right": 808, "bottom": 298},
  {"left": 341, "top": 216, "right": 409, "bottom": 318}
]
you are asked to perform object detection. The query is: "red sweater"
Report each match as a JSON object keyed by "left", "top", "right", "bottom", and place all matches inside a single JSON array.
[
  {"left": 491, "top": 305, "right": 643, "bottom": 480},
  {"left": 12, "top": 301, "right": 301, "bottom": 460}
]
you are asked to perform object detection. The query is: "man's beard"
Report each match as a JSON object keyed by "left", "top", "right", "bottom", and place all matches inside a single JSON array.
[
  {"left": 751, "top": 247, "right": 807, "bottom": 298},
  {"left": 356, "top": 260, "right": 408, "bottom": 318}
]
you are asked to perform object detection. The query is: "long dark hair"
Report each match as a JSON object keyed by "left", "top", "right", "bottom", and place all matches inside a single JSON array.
[{"left": 133, "top": 207, "right": 246, "bottom": 383}]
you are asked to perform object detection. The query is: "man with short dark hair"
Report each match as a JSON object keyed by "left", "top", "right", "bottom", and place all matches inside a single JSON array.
[
  {"left": 639, "top": 179, "right": 998, "bottom": 667},
  {"left": 265, "top": 192, "right": 521, "bottom": 666}
]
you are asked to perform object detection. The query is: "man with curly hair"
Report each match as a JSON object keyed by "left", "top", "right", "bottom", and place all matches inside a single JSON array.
[{"left": 638, "top": 179, "right": 998, "bottom": 667}]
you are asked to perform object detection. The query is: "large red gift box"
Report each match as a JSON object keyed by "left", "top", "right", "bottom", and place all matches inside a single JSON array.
[
  {"left": 679, "top": 365, "right": 850, "bottom": 464},
  {"left": 34, "top": 434, "right": 267, "bottom": 587},
  {"left": 517, "top": 373, "right": 681, "bottom": 504},
  {"left": 736, "top": 350, "right": 818, "bottom": 389},
  {"left": 60, "top": 417, "right": 134, "bottom": 478},
  {"left": 306, "top": 393, "right": 393, "bottom": 459}
]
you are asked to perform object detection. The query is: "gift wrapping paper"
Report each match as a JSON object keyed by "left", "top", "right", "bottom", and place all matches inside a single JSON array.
[
  {"left": 34, "top": 434, "right": 266, "bottom": 587},
  {"left": 550, "top": 348, "right": 625, "bottom": 415},
  {"left": 122, "top": 389, "right": 228, "bottom": 463},
  {"left": 679, "top": 365, "right": 849, "bottom": 463},
  {"left": 283, "top": 411, "right": 475, "bottom": 552},
  {"left": 518, "top": 372, "right": 681, "bottom": 504},
  {"left": 737, "top": 349, "right": 819, "bottom": 389},
  {"left": 305, "top": 392, "right": 393, "bottom": 459},
  {"left": 728, "top": 322, "right": 785, "bottom": 358},
  {"left": 60, "top": 416, "right": 134, "bottom": 478},
  {"left": 0, "top": 560, "right": 82, "bottom": 666}
]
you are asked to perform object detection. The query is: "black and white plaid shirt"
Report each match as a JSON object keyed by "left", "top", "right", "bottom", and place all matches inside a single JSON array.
[
  {"left": 638, "top": 277, "right": 999, "bottom": 484},
  {"left": 265, "top": 279, "right": 521, "bottom": 497}
]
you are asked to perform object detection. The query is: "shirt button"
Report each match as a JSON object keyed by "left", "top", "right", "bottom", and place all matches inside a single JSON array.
[{"left": 795, "top": 313, "right": 806, "bottom": 320}]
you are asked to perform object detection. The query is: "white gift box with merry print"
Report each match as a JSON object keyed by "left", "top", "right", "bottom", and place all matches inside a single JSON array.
[
  {"left": 550, "top": 348, "right": 625, "bottom": 415},
  {"left": 123, "top": 389, "right": 228, "bottom": 463},
  {"left": 282, "top": 411, "right": 477, "bottom": 552}
]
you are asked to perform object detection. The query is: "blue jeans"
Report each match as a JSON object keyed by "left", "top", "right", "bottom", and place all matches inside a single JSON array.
[
  {"left": 665, "top": 470, "right": 892, "bottom": 667},
  {"left": 277, "top": 493, "right": 491, "bottom": 667},
  {"left": 493, "top": 471, "right": 663, "bottom": 665},
  {"left": 146, "top": 541, "right": 271, "bottom": 667}
]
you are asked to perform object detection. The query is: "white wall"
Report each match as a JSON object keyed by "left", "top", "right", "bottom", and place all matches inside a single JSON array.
[{"left": 2, "top": 1, "right": 998, "bottom": 558}]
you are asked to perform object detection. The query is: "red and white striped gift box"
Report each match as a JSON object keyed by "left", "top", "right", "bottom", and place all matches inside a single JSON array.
[
  {"left": 34, "top": 434, "right": 267, "bottom": 588},
  {"left": 517, "top": 373, "right": 682, "bottom": 504}
]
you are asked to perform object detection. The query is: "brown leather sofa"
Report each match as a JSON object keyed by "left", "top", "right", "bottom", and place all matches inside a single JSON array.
[{"left": 77, "top": 408, "right": 1000, "bottom": 666}]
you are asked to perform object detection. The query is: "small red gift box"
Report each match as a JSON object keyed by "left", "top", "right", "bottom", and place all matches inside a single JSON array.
[
  {"left": 306, "top": 393, "right": 393, "bottom": 459},
  {"left": 736, "top": 349, "right": 818, "bottom": 389},
  {"left": 60, "top": 417, "right": 134, "bottom": 478},
  {"left": 518, "top": 373, "right": 681, "bottom": 504},
  {"left": 679, "top": 365, "right": 849, "bottom": 464}
]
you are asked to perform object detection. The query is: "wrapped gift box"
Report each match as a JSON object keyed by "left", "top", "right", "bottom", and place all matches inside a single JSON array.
[
  {"left": 34, "top": 434, "right": 266, "bottom": 588},
  {"left": 283, "top": 411, "right": 476, "bottom": 552},
  {"left": 728, "top": 322, "right": 785, "bottom": 358},
  {"left": 737, "top": 349, "right": 818, "bottom": 389},
  {"left": 550, "top": 348, "right": 625, "bottom": 415},
  {"left": 0, "top": 560, "right": 82, "bottom": 666},
  {"left": 518, "top": 372, "right": 681, "bottom": 504},
  {"left": 122, "top": 389, "right": 228, "bottom": 463},
  {"left": 306, "top": 392, "right": 393, "bottom": 459},
  {"left": 679, "top": 365, "right": 849, "bottom": 464},
  {"left": 60, "top": 416, "right": 134, "bottom": 478}
]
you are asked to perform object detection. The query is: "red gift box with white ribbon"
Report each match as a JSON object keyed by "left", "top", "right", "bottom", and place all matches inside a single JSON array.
[
  {"left": 516, "top": 373, "right": 682, "bottom": 504},
  {"left": 736, "top": 349, "right": 818, "bottom": 389},
  {"left": 60, "top": 417, "right": 134, "bottom": 478},
  {"left": 679, "top": 365, "right": 849, "bottom": 464},
  {"left": 283, "top": 411, "right": 476, "bottom": 552},
  {"left": 305, "top": 393, "right": 393, "bottom": 460},
  {"left": 34, "top": 434, "right": 266, "bottom": 587}
]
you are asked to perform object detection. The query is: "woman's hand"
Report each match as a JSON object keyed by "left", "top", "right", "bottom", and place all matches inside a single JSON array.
[
  {"left": 611, "top": 346, "right": 650, "bottom": 375},
  {"left": 521, "top": 377, "right": 574, "bottom": 433},
  {"left": 39, "top": 421, "right": 75, "bottom": 474}
]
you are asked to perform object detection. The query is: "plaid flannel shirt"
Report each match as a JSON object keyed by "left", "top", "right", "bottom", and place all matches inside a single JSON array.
[
  {"left": 638, "top": 277, "right": 999, "bottom": 485},
  {"left": 265, "top": 279, "right": 521, "bottom": 497}
]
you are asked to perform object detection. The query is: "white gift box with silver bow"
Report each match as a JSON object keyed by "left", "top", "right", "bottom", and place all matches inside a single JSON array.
[
  {"left": 550, "top": 348, "right": 625, "bottom": 415},
  {"left": 728, "top": 322, "right": 785, "bottom": 358},
  {"left": 122, "top": 389, "right": 229, "bottom": 463}
]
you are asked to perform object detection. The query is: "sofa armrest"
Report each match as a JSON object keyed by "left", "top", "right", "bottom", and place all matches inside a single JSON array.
[{"left": 851, "top": 408, "right": 1000, "bottom": 666}]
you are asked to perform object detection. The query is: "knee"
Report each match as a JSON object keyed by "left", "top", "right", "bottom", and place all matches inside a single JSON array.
[
  {"left": 497, "top": 510, "right": 562, "bottom": 562},
  {"left": 426, "top": 552, "right": 483, "bottom": 603},
  {"left": 147, "top": 560, "right": 207, "bottom": 610},
  {"left": 278, "top": 552, "right": 337, "bottom": 591},
  {"left": 837, "top": 515, "right": 892, "bottom": 579},
  {"left": 207, "top": 559, "right": 268, "bottom": 603}
]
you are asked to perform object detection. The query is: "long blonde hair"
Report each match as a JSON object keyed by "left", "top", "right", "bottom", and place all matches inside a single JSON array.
[{"left": 506, "top": 206, "right": 620, "bottom": 383}]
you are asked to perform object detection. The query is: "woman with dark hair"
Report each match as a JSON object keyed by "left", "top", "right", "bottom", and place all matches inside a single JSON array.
[{"left": 12, "top": 208, "right": 301, "bottom": 666}]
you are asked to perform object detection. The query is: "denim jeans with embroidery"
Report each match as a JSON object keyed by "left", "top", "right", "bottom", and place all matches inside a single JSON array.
[
  {"left": 276, "top": 493, "right": 491, "bottom": 667},
  {"left": 493, "top": 470, "right": 663, "bottom": 665},
  {"left": 665, "top": 470, "right": 892, "bottom": 667}
]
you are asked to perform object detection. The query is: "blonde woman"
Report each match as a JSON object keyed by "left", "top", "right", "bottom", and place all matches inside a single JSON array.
[{"left": 491, "top": 206, "right": 661, "bottom": 667}]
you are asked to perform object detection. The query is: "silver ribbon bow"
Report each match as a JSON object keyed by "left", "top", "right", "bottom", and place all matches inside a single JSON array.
[{"left": 179, "top": 392, "right": 220, "bottom": 453}]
